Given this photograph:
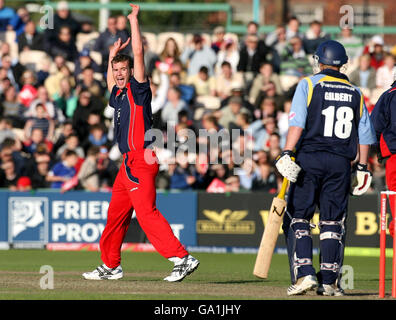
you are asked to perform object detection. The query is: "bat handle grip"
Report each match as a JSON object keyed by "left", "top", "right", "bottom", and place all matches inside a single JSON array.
[{"left": 278, "top": 178, "right": 289, "bottom": 200}]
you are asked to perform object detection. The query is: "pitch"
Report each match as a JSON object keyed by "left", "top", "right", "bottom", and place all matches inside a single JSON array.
[{"left": 0, "top": 249, "right": 391, "bottom": 300}]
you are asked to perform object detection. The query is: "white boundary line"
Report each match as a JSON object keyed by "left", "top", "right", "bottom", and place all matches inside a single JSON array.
[{"left": 381, "top": 191, "right": 396, "bottom": 195}]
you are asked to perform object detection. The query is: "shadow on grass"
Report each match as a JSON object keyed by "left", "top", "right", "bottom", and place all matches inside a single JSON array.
[
  {"left": 208, "top": 279, "right": 266, "bottom": 284},
  {"left": 345, "top": 292, "right": 378, "bottom": 297}
]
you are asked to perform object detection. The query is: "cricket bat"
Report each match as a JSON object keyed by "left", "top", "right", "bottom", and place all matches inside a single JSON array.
[{"left": 253, "top": 177, "right": 289, "bottom": 279}]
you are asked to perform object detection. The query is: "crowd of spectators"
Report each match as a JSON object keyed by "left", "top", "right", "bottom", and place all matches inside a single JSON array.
[{"left": 0, "top": 1, "right": 392, "bottom": 194}]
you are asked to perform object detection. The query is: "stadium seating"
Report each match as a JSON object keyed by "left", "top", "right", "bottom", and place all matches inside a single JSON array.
[
  {"left": 142, "top": 32, "right": 158, "bottom": 53},
  {"left": 19, "top": 50, "right": 50, "bottom": 72},
  {"left": 0, "top": 30, "right": 18, "bottom": 60},
  {"left": 279, "top": 74, "right": 299, "bottom": 92},
  {"left": 196, "top": 95, "right": 221, "bottom": 110},
  {"left": 185, "top": 33, "right": 212, "bottom": 48},
  {"left": 76, "top": 31, "right": 99, "bottom": 52},
  {"left": 89, "top": 50, "right": 102, "bottom": 65},
  {"left": 210, "top": 32, "right": 239, "bottom": 44},
  {"left": 224, "top": 32, "right": 239, "bottom": 44},
  {"left": 193, "top": 107, "right": 206, "bottom": 121},
  {"left": 157, "top": 32, "right": 185, "bottom": 54},
  {"left": 66, "top": 61, "right": 75, "bottom": 73}
]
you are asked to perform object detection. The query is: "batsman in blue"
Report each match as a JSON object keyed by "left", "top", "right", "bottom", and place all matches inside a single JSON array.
[{"left": 275, "top": 40, "right": 376, "bottom": 296}]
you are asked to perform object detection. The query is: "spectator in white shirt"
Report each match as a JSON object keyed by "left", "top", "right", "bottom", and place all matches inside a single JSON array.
[
  {"left": 180, "top": 33, "right": 217, "bottom": 76},
  {"left": 150, "top": 72, "right": 169, "bottom": 115},
  {"left": 161, "top": 87, "right": 188, "bottom": 125},
  {"left": 376, "top": 53, "right": 396, "bottom": 89},
  {"left": 286, "top": 16, "right": 302, "bottom": 41},
  {"left": 215, "top": 38, "right": 240, "bottom": 74}
]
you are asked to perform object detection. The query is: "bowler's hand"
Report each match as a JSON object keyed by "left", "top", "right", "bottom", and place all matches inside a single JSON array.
[
  {"left": 128, "top": 3, "right": 140, "bottom": 19},
  {"left": 110, "top": 37, "right": 131, "bottom": 57}
]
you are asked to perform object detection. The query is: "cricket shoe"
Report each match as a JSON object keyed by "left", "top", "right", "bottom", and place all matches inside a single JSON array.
[
  {"left": 164, "top": 255, "right": 200, "bottom": 282},
  {"left": 317, "top": 283, "right": 345, "bottom": 296},
  {"left": 287, "top": 275, "right": 318, "bottom": 296},
  {"left": 82, "top": 264, "right": 123, "bottom": 280}
]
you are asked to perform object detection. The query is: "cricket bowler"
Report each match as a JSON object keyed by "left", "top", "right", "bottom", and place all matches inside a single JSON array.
[
  {"left": 275, "top": 40, "right": 376, "bottom": 296},
  {"left": 82, "top": 4, "right": 199, "bottom": 282}
]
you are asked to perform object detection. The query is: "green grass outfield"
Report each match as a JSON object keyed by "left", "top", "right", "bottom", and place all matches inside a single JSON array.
[{"left": 0, "top": 249, "right": 393, "bottom": 300}]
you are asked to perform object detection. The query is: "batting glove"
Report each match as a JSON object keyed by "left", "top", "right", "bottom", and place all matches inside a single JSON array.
[
  {"left": 275, "top": 150, "right": 301, "bottom": 183},
  {"left": 351, "top": 163, "right": 372, "bottom": 196}
]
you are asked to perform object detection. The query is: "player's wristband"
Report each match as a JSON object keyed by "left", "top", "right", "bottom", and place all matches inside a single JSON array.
[
  {"left": 277, "top": 150, "right": 296, "bottom": 161},
  {"left": 357, "top": 163, "right": 368, "bottom": 172}
]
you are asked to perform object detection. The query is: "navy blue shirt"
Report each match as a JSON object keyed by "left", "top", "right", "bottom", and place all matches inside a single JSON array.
[
  {"left": 289, "top": 69, "right": 376, "bottom": 160},
  {"left": 370, "top": 81, "right": 396, "bottom": 155},
  {"left": 109, "top": 77, "right": 153, "bottom": 154}
]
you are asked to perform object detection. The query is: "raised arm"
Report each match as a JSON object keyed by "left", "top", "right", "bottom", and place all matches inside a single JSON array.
[
  {"left": 128, "top": 4, "right": 145, "bottom": 83},
  {"left": 107, "top": 37, "right": 131, "bottom": 91}
]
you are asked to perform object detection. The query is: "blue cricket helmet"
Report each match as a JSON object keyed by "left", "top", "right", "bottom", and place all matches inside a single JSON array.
[{"left": 314, "top": 40, "right": 348, "bottom": 66}]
